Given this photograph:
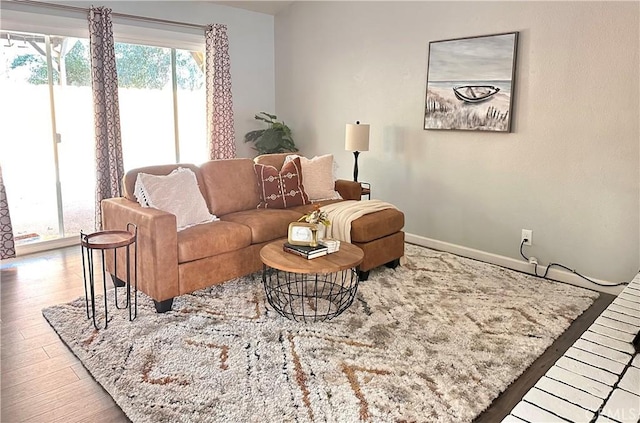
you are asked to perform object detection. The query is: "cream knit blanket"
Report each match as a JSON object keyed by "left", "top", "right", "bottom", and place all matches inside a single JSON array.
[{"left": 321, "top": 200, "right": 398, "bottom": 243}]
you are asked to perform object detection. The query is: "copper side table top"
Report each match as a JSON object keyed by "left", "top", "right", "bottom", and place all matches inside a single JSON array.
[
  {"left": 81, "top": 230, "right": 136, "bottom": 250},
  {"left": 260, "top": 239, "right": 364, "bottom": 274}
]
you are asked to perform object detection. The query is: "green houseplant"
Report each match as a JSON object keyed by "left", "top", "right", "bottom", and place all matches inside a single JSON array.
[{"left": 244, "top": 112, "right": 298, "bottom": 155}]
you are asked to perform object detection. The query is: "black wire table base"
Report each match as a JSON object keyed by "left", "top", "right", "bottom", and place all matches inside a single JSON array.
[{"left": 262, "top": 266, "right": 360, "bottom": 322}]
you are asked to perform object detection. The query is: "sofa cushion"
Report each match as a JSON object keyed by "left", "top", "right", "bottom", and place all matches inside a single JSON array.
[
  {"left": 254, "top": 157, "right": 310, "bottom": 209},
  {"left": 351, "top": 208, "right": 405, "bottom": 243},
  {"left": 221, "top": 209, "right": 303, "bottom": 244},
  {"left": 177, "top": 220, "right": 252, "bottom": 263},
  {"left": 284, "top": 154, "right": 341, "bottom": 202},
  {"left": 123, "top": 163, "right": 203, "bottom": 202},
  {"left": 254, "top": 153, "right": 290, "bottom": 169},
  {"left": 134, "top": 167, "right": 217, "bottom": 230},
  {"left": 199, "top": 158, "right": 261, "bottom": 216}
]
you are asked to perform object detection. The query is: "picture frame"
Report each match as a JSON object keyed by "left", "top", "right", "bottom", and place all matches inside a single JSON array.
[
  {"left": 423, "top": 32, "right": 518, "bottom": 132},
  {"left": 287, "top": 222, "right": 316, "bottom": 246}
]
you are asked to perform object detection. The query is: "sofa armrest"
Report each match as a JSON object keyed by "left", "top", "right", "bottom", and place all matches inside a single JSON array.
[
  {"left": 335, "top": 179, "right": 362, "bottom": 201},
  {"left": 101, "top": 197, "right": 179, "bottom": 302}
]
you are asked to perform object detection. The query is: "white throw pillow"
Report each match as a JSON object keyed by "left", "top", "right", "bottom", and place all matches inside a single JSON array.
[
  {"left": 284, "top": 154, "right": 342, "bottom": 202},
  {"left": 134, "top": 167, "right": 218, "bottom": 230}
]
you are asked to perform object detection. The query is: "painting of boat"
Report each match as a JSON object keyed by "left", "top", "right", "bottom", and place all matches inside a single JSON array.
[
  {"left": 423, "top": 32, "right": 518, "bottom": 132},
  {"left": 453, "top": 85, "right": 500, "bottom": 103}
]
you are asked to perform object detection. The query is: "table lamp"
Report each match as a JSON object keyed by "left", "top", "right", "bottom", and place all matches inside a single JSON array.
[{"left": 345, "top": 121, "right": 370, "bottom": 182}]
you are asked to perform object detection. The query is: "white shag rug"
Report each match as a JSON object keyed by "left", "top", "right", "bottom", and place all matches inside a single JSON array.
[{"left": 42, "top": 244, "right": 599, "bottom": 423}]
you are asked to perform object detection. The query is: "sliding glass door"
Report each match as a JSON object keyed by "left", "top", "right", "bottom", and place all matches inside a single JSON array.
[
  {"left": 0, "top": 31, "right": 94, "bottom": 246},
  {"left": 0, "top": 30, "right": 206, "bottom": 250}
]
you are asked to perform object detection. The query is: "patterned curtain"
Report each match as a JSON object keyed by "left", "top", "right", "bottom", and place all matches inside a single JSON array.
[
  {"left": 205, "top": 24, "right": 236, "bottom": 160},
  {"left": 0, "top": 165, "right": 16, "bottom": 259},
  {"left": 89, "top": 6, "right": 124, "bottom": 230}
]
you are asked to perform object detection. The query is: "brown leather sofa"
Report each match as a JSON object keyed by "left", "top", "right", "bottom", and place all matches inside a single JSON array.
[{"left": 101, "top": 153, "right": 404, "bottom": 312}]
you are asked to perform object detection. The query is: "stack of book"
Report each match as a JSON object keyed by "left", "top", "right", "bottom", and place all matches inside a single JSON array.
[
  {"left": 283, "top": 242, "right": 328, "bottom": 259},
  {"left": 319, "top": 238, "right": 340, "bottom": 253}
]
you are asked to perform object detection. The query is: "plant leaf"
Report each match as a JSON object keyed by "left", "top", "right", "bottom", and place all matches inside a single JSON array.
[
  {"left": 245, "top": 112, "right": 297, "bottom": 153},
  {"left": 244, "top": 129, "right": 265, "bottom": 142},
  {"left": 259, "top": 111, "right": 277, "bottom": 120},
  {"left": 260, "top": 129, "right": 280, "bottom": 151},
  {"left": 254, "top": 114, "right": 272, "bottom": 124}
]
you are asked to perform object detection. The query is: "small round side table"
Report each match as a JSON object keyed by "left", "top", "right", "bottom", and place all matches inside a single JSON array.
[{"left": 80, "top": 223, "right": 137, "bottom": 329}]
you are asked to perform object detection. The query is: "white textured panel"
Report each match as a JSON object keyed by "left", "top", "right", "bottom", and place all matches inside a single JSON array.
[
  {"left": 601, "top": 388, "right": 640, "bottom": 423},
  {"left": 594, "top": 316, "right": 639, "bottom": 335},
  {"left": 546, "top": 365, "right": 612, "bottom": 399},
  {"left": 564, "top": 347, "right": 627, "bottom": 374},
  {"left": 581, "top": 331, "right": 636, "bottom": 354},
  {"left": 595, "top": 415, "right": 622, "bottom": 423},
  {"left": 501, "top": 414, "right": 528, "bottom": 423},
  {"left": 609, "top": 303, "right": 640, "bottom": 319},
  {"left": 613, "top": 297, "right": 640, "bottom": 311},
  {"left": 626, "top": 276, "right": 640, "bottom": 290},
  {"left": 572, "top": 339, "right": 632, "bottom": 365},
  {"left": 619, "top": 366, "right": 640, "bottom": 394},
  {"left": 555, "top": 356, "right": 619, "bottom": 386},
  {"left": 589, "top": 324, "right": 637, "bottom": 343},
  {"left": 511, "top": 400, "right": 568, "bottom": 423},
  {"left": 632, "top": 355, "right": 640, "bottom": 369},
  {"left": 535, "top": 376, "right": 604, "bottom": 412},
  {"left": 523, "top": 388, "right": 593, "bottom": 422},
  {"left": 602, "top": 310, "right": 640, "bottom": 327},
  {"left": 618, "top": 292, "right": 640, "bottom": 304}
]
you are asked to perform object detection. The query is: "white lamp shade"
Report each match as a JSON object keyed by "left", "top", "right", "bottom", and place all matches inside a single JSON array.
[{"left": 345, "top": 123, "right": 370, "bottom": 152}]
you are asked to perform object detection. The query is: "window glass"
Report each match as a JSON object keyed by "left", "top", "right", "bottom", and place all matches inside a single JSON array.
[
  {"left": 0, "top": 32, "right": 96, "bottom": 242},
  {"left": 116, "top": 43, "right": 175, "bottom": 170},
  {"left": 0, "top": 32, "right": 61, "bottom": 243},
  {"left": 54, "top": 37, "right": 95, "bottom": 236},
  {"left": 176, "top": 49, "right": 206, "bottom": 164}
]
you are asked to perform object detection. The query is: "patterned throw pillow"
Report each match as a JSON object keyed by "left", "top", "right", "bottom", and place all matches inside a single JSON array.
[{"left": 254, "top": 157, "right": 309, "bottom": 209}]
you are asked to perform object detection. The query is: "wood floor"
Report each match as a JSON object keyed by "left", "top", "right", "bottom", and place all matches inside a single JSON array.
[
  {"left": 1, "top": 246, "right": 129, "bottom": 422},
  {"left": 0, "top": 246, "right": 615, "bottom": 423}
]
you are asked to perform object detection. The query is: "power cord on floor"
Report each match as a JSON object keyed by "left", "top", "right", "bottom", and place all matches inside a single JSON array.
[{"left": 519, "top": 239, "right": 629, "bottom": 287}]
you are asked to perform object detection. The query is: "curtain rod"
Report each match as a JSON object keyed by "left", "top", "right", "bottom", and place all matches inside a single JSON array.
[{"left": 7, "top": 0, "right": 209, "bottom": 31}]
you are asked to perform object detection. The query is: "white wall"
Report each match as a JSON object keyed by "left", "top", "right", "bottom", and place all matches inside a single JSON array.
[
  {"left": 0, "top": 0, "right": 276, "bottom": 159},
  {"left": 275, "top": 1, "right": 640, "bottom": 284}
]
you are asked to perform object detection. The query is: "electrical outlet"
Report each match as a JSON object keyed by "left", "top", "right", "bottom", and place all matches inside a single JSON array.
[{"left": 521, "top": 229, "right": 532, "bottom": 246}]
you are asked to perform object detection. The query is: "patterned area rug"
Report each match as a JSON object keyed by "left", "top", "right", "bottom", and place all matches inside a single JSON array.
[{"left": 42, "top": 244, "right": 599, "bottom": 423}]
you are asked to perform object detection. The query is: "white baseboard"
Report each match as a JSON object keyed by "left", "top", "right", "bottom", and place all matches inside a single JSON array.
[
  {"left": 14, "top": 236, "right": 79, "bottom": 257},
  {"left": 405, "top": 233, "right": 625, "bottom": 296},
  {"left": 5, "top": 232, "right": 627, "bottom": 296}
]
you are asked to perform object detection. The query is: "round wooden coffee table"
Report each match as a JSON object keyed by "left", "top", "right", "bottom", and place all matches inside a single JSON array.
[{"left": 260, "top": 239, "right": 364, "bottom": 322}]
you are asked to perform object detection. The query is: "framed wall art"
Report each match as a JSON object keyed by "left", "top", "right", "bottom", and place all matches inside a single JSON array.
[{"left": 423, "top": 32, "right": 518, "bottom": 132}]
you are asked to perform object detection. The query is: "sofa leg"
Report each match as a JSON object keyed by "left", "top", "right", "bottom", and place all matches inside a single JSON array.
[
  {"left": 358, "top": 270, "right": 370, "bottom": 281},
  {"left": 109, "top": 273, "right": 126, "bottom": 287},
  {"left": 385, "top": 258, "right": 400, "bottom": 269},
  {"left": 154, "top": 298, "right": 174, "bottom": 313}
]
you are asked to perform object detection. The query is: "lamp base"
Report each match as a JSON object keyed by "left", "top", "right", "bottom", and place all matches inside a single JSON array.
[{"left": 352, "top": 151, "right": 360, "bottom": 182}]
